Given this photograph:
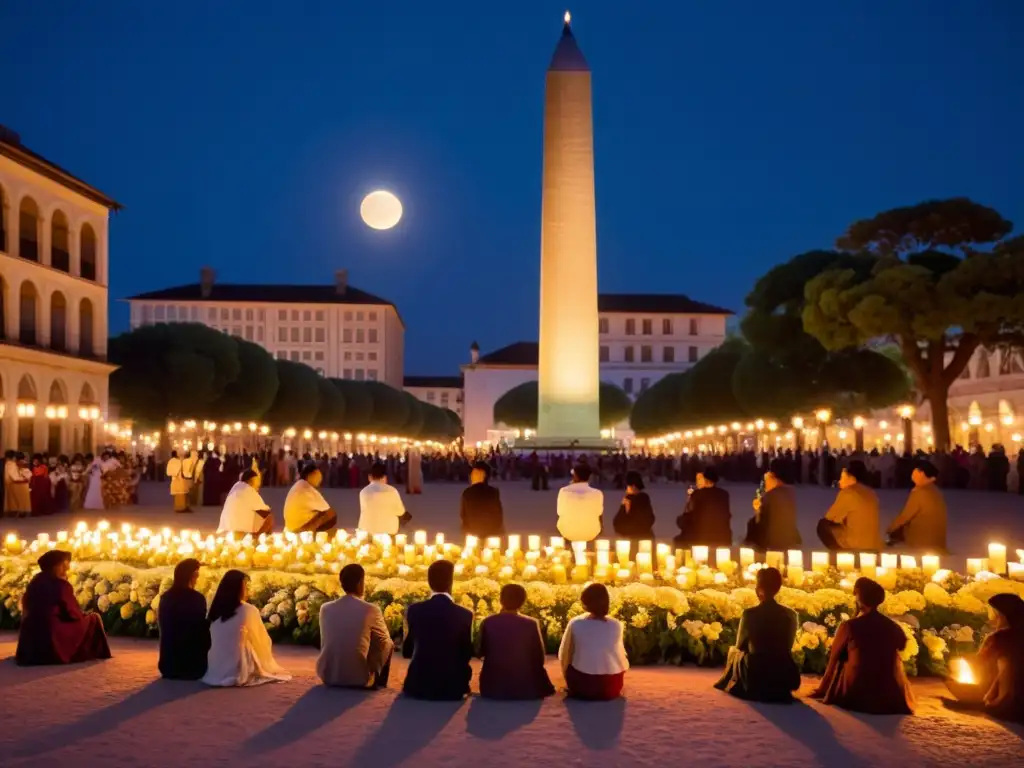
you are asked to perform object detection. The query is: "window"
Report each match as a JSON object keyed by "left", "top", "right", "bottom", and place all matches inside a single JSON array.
[
  {"left": 303, "top": 327, "right": 312, "bottom": 343},
  {"left": 232, "top": 308, "right": 241, "bottom": 321},
  {"left": 624, "top": 346, "right": 635, "bottom": 363},
  {"left": 316, "top": 310, "right": 324, "bottom": 322},
  {"left": 623, "top": 377, "right": 634, "bottom": 394},
  {"left": 290, "top": 328, "right": 299, "bottom": 342},
  {"left": 167, "top": 306, "right": 177, "bottom": 321},
  {"left": 279, "top": 310, "right": 287, "bottom": 321},
  {"left": 257, "top": 327, "right": 264, "bottom": 342},
  {"left": 232, "top": 327, "right": 242, "bottom": 337},
  {"left": 303, "top": 310, "right": 311, "bottom": 322},
  {"left": 277, "top": 351, "right": 288, "bottom": 360},
  {"left": 688, "top": 346, "right": 698, "bottom": 363},
  {"left": 367, "top": 369, "right": 378, "bottom": 381},
  {"left": 291, "top": 310, "right": 299, "bottom": 321},
  {"left": 599, "top": 345, "right": 609, "bottom": 362},
  {"left": 357, "top": 311, "right": 365, "bottom": 321},
  {"left": 343, "top": 329, "right": 352, "bottom": 343},
  {"left": 315, "top": 328, "right": 325, "bottom": 343},
  {"left": 689, "top": 318, "right": 699, "bottom": 336},
  {"left": 278, "top": 328, "right": 287, "bottom": 342},
  {"left": 244, "top": 326, "right": 253, "bottom": 340},
  {"left": 208, "top": 308, "right": 217, "bottom": 321},
  {"left": 427, "top": 392, "right": 436, "bottom": 402},
  {"left": 258, "top": 310, "right": 265, "bottom": 321},
  {"left": 290, "top": 351, "right": 300, "bottom": 361},
  {"left": 302, "top": 351, "right": 312, "bottom": 361},
  {"left": 440, "top": 393, "right": 449, "bottom": 406},
  {"left": 663, "top": 346, "right": 675, "bottom": 363},
  {"left": 355, "top": 368, "right": 365, "bottom": 381},
  {"left": 640, "top": 377, "right": 650, "bottom": 392},
  {"left": 155, "top": 305, "right": 165, "bottom": 320},
  {"left": 142, "top": 305, "right": 152, "bottom": 324},
  {"left": 344, "top": 311, "right": 353, "bottom": 321},
  {"left": 625, "top": 318, "right": 636, "bottom": 335},
  {"left": 314, "top": 351, "right": 324, "bottom": 361},
  {"left": 343, "top": 368, "right": 352, "bottom": 379},
  {"left": 356, "top": 329, "right": 365, "bottom": 343},
  {"left": 642, "top": 319, "right": 652, "bottom": 335},
  {"left": 368, "top": 352, "right": 377, "bottom": 361},
  {"left": 599, "top": 317, "right": 609, "bottom": 334},
  {"left": 245, "top": 309, "right": 253, "bottom": 321},
  {"left": 344, "top": 352, "right": 352, "bottom": 361},
  {"left": 368, "top": 329, "right": 378, "bottom": 343},
  {"left": 641, "top": 345, "right": 652, "bottom": 362},
  {"left": 221, "top": 308, "right": 229, "bottom": 321},
  {"left": 369, "top": 311, "right": 377, "bottom": 321},
  {"left": 662, "top": 318, "right": 673, "bottom": 335}
]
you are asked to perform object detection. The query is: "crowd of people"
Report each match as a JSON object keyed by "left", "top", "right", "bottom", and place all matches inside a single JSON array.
[{"left": 2, "top": 450, "right": 140, "bottom": 518}]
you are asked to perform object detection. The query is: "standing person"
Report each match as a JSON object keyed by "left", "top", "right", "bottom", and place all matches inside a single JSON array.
[
  {"left": 358, "top": 462, "right": 410, "bottom": 535},
  {"left": 158, "top": 558, "right": 211, "bottom": 680},
  {"left": 50, "top": 455, "right": 70, "bottom": 513},
  {"left": 202, "top": 452, "right": 223, "bottom": 507},
  {"left": 558, "top": 583, "right": 628, "bottom": 700},
  {"left": 402, "top": 560, "right": 473, "bottom": 701},
  {"left": 165, "top": 451, "right": 191, "bottom": 513},
  {"left": 189, "top": 451, "right": 206, "bottom": 508},
  {"left": 886, "top": 460, "right": 947, "bottom": 552},
  {"left": 29, "top": 454, "right": 53, "bottom": 516},
  {"left": 283, "top": 463, "right": 338, "bottom": 534},
  {"left": 556, "top": 464, "right": 604, "bottom": 545},
  {"left": 317, "top": 564, "right": 394, "bottom": 689},
  {"left": 612, "top": 470, "right": 656, "bottom": 541},
  {"left": 477, "top": 584, "right": 555, "bottom": 700},
  {"left": 406, "top": 445, "right": 423, "bottom": 495},
  {"left": 816, "top": 460, "right": 882, "bottom": 551},
  {"left": 743, "top": 460, "right": 801, "bottom": 552},
  {"left": 82, "top": 453, "right": 104, "bottom": 510},
  {"left": 67, "top": 453, "right": 86, "bottom": 514},
  {"left": 674, "top": 467, "right": 732, "bottom": 548},
  {"left": 459, "top": 460, "right": 505, "bottom": 538}
]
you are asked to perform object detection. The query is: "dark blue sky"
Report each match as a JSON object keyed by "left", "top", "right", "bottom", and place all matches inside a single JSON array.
[{"left": 4, "top": 2, "right": 1022, "bottom": 375}]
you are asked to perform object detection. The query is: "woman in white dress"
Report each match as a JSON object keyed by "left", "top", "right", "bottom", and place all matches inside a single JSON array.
[
  {"left": 82, "top": 454, "right": 105, "bottom": 510},
  {"left": 202, "top": 570, "right": 291, "bottom": 687}
]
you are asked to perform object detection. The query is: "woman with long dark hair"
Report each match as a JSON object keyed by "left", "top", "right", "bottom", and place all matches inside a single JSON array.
[
  {"left": 201, "top": 569, "right": 289, "bottom": 687},
  {"left": 158, "top": 558, "right": 210, "bottom": 680}
]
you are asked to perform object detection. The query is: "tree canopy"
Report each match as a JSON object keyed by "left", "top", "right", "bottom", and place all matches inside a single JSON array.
[
  {"left": 262, "top": 359, "right": 322, "bottom": 428},
  {"left": 493, "top": 381, "right": 632, "bottom": 429},
  {"left": 210, "top": 338, "right": 279, "bottom": 421}
]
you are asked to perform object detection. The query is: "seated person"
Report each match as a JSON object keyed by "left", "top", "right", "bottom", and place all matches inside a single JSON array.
[
  {"left": 402, "top": 560, "right": 473, "bottom": 700},
  {"left": 16, "top": 550, "right": 112, "bottom": 666},
  {"left": 460, "top": 460, "right": 505, "bottom": 538},
  {"left": 612, "top": 471, "right": 656, "bottom": 542},
  {"left": 559, "top": 583, "right": 629, "bottom": 701},
  {"left": 811, "top": 577, "right": 915, "bottom": 714},
  {"left": 317, "top": 564, "right": 394, "bottom": 689},
  {"left": 715, "top": 567, "right": 800, "bottom": 703},
  {"left": 675, "top": 467, "right": 732, "bottom": 548},
  {"left": 945, "top": 593, "right": 1024, "bottom": 724},
  {"left": 556, "top": 464, "right": 604, "bottom": 544},
  {"left": 358, "top": 462, "right": 410, "bottom": 535},
  {"left": 283, "top": 463, "right": 338, "bottom": 534},
  {"left": 886, "top": 460, "right": 947, "bottom": 552},
  {"left": 202, "top": 570, "right": 291, "bottom": 687},
  {"left": 743, "top": 460, "right": 801, "bottom": 551},
  {"left": 158, "top": 558, "right": 211, "bottom": 680},
  {"left": 478, "top": 584, "right": 555, "bottom": 700},
  {"left": 817, "top": 460, "right": 883, "bottom": 552},
  {"left": 218, "top": 469, "right": 273, "bottom": 536}
]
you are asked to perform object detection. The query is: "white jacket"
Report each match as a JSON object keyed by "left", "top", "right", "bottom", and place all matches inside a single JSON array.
[
  {"left": 556, "top": 482, "right": 604, "bottom": 542},
  {"left": 358, "top": 481, "right": 406, "bottom": 535}
]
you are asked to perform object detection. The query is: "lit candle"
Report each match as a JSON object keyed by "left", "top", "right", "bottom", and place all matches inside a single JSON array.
[
  {"left": 638, "top": 540, "right": 653, "bottom": 554},
  {"left": 522, "top": 564, "right": 538, "bottom": 579},
  {"left": 636, "top": 552, "right": 653, "bottom": 573},
  {"left": 574, "top": 549, "right": 588, "bottom": 567},
  {"left": 596, "top": 550, "right": 610, "bottom": 567},
  {"left": 616, "top": 567, "right": 632, "bottom": 581},
  {"left": 766, "top": 551, "right": 784, "bottom": 570},
  {"left": 528, "top": 535, "right": 541, "bottom": 551},
  {"left": 881, "top": 553, "right": 898, "bottom": 570},
  {"left": 552, "top": 563, "right": 567, "bottom": 584},
  {"left": 716, "top": 547, "right": 731, "bottom": 567},
  {"left": 486, "top": 537, "right": 502, "bottom": 550},
  {"left": 507, "top": 534, "right": 521, "bottom": 552},
  {"left": 787, "top": 550, "right": 804, "bottom": 569},
  {"left": 988, "top": 543, "right": 1007, "bottom": 575},
  {"left": 951, "top": 657, "right": 976, "bottom": 685},
  {"left": 403, "top": 545, "right": 415, "bottom": 565},
  {"left": 692, "top": 545, "right": 709, "bottom": 565},
  {"left": 921, "top": 555, "right": 940, "bottom": 578},
  {"left": 859, "top": 552, "right": 877, "bottom": 578},
  {"left": 1008, "top": 562, "right": 1024, "bottom": 581},
  {"left": 481, "top": 547, "right": 494, "bottom": 564},
  {"left": 414, "top": 530, "right": 427, "bottom": 547},
  {"left": 435, "top": 532, "right": 444, "bottom": 547},
  {"left": 664, "top": 554, "right": 676, "bottom": 575},
  {"left": 836, "top": 553, "right": 856, "bottom": 572},
  {"left": 550, "top": 536, "right": 564, "bottom": 550},
  {"left": 616, "top": 540, "right": 631, "bottom": 565},
  {"left": 499, "top": 565, "right": 514, "bottom": 579},
  {"left": 900, "top": 555, "right": 917, "bottom": 571},
  {"left": 395, "top": 534, "right": 407, "bottom": 548},
  {"left": 739, "top": 548, "right": 755, "bottom": 568},
  {"left": 966, "top": 558, "right": 987, "bottom": 576},
  {"left": 596, "top": 539, "right": 610, "bottom": 552},
  {"left": 464, "top": 535, "right": 478, "bottom": 551},
  {"left": 787, "top": 565, "right": 805, "bottom": 588}
]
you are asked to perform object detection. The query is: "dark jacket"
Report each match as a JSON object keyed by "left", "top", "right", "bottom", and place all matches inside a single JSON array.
[
  {"left": 715, "top": 599, "right": 800, "bottom": 702},
  {"left": 744, "top": 485, "right": 801, "bottom": 551},
  {"left": 402, "top": 594, "right": 473, "bottom": 700},
  {"left": 612, "top": 491, "right": 656, "bottom": 541},
  {"left": 158, "top": 586, "right": 211, "bottom": 680},
  {"left": 675, "top": 486, "right": 732, "bottom": 547},
  {"left": 460, "top": 483, "right": 504, "bottom": 538},
  {"left": 478, "top": 612, "right": 554, "bottom": 700}
]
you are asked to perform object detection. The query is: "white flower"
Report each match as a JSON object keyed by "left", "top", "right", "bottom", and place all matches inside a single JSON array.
[
  {"left": 268, "top": 613, "right": 282, "bottom": 627},
  {"left": 97, "top": 594, "right": 110, "bottom": 612}
]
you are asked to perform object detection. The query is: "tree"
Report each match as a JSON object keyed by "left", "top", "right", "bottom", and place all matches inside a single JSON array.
[
  {"left": 493, "top": 381, "right": 632, "bottom": 429},
  {"left": 331, "top": 379, "right": 374, "bottom": 432},
  {"left": 262, "top": 360, "right": 321, "bottom": 428},
  {"left": 420, "top": 403, "right": 455, "bottom": 440},
  {"left": 400, "top": 393, "right": 426, "bottom": 438},
  {"left": 109, "top": 323, "right": 241, "bottom": 427},
  {"left": 675, "top": 339, "right": 750, "bottom": 427},
  {"left": 629, "top": 372, "right": 686, "bottom": 435},
  {"left": 210, "top": 338, "right": 279, "bottom": 421},
  {"left": 442, "top": 408, "right": 463, "bottom": 439},
  {"left": 804, "top": 199, "right": 1021, "bottom": 450},
  {"left": 312, "top": 377, "right": 346, "bottom": 430},
  {"left": 364, "top": 381, "right": 411, "bottom": 434}
]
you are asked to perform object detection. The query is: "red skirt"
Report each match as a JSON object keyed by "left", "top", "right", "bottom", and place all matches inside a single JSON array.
[{"left": 565, "top": 665, "right": 624, "bottom": 701}]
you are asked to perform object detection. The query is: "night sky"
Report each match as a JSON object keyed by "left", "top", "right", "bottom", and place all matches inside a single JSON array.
[{"left": 4, "top": 1, "right": 1022, "bottom": 376}]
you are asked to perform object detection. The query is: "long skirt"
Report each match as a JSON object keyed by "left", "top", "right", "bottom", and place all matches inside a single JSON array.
[
  {"left": 6, "top": 481, "right": 31, "bottom": 516},
  {"left": 30, "top": 476, "right": 54, "bottom": 516},
  {"left": 53, "top": 480, "right": 69, "bottom": 513},
  {"left": 173, "top": 494, "right": 190, "bottom": 512},
  {"left": 68, "top": 480, "right": 85, "bottom": 514},
  {"left": 565, "top": 665, "right": 624, "bottom": 701},
  {"left": 188, "top": 481, "right": 202, "bottom": 508}
]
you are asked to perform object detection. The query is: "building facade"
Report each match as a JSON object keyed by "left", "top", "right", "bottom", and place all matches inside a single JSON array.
[
  {"left": 0, "top": 126, "right": 118, "bottom": 455},
  {"left": 403, "top": 375, "right": 463, "bottom": 419},
  {"left": 126, "top": 268, "right": 405, "bottom": 388},
  {"left": 460, "top": 294, "right": 732, "bottom": 445}
]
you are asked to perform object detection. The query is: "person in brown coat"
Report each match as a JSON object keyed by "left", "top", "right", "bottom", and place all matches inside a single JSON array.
[
  {"left": 817, "top": 460, "right": 883, "bottom": 551},
  {"left": 477, "top": 584, "right": 555, "bottom": 700},
  {"left": 886, "top": 460, "right": 947, "bottom": 552},
  {"left": 811, "top": 577, "right": 915, "bottom": 714}
]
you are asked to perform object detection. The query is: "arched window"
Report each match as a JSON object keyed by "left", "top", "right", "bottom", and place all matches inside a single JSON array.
[
  {"left": 0, "top": 274, "right": 7, "bottom": 341},
  {"left": 80, "top": 297, "right": 94, "bottom": 356},
  {"left": 19, "top": 197, "right": 40, "bottom": 262},
  {"left": 0, "top": 183, "right": 7, "bottom": 252},
  {"left": 19, "top": 281, "right": 38, "bottom": 346},
  {"left": 17, "top": 373, "right": 37, "bottom": 401},
  {"left": 80, "top": 223, "right": 97, "bottom": 280},
  {"left": 51, "top": 209, "right": 70, "bottom": 271},
  {"left": 50, "top": 290, "right": 67, "bottom": 352},
  {"left": 16, "top": 374, "right": 38, "bottom": 453},
  {"left": 46, "top": 379, "right": 68, "bottom": 453}
]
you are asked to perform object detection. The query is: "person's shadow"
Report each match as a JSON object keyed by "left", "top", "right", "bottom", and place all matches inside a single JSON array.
[
  {"left": 0, "top": 656, "right": 96, "bottom": 687},
  {"left": 9, "top": 678, "right": 205, "bottom": 759},
  {"left": 243, "top": 686, "right": 368, "bottom": 754},
  {"left": 749, "top": 700, "right": 866, "bottom": 767},
  {"left": 565, "top": 696, "right": 626, "bottom": 750},
  {"left": 351, "top": 695, "right": 464, "bottom": 768},
  {"left": 466, "top": 696, "right": 543, "bottom": 740}
]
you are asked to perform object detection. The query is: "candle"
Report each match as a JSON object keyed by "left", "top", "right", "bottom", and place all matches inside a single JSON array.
[
  {"left": 787, "top": 565, "right": 805, "bottom": 587},
  {"left": 966, "top": 558, "right": 987, "bottom": 576},
  {"left": 574, "top": 549, "right": 588, "bottom": 567},
  {"left": 664, "top": 554, "right": 676, "bottom": 575},
  {"left": 922, "top": 555, "right": 940, "bottom": 578},
  {"left": 499, "top": 565, "right": 514, "bottom": 579},
  {"left": 435, "top": 533, "right": 445, "bottom": 547},
  {"left": 486, "top": 537, "right": 502, "bottom": 550},
  {"left": 766, "top": 551, "right": 784, "bottom": 570},
  {"left": 639, "top": 540, "right": 653, "bottom": 554},
  {"left": 550, "top": 536, "right": 564, "bottom": 550},
  {"left": 522, "top": 564, "right": 538, "bottom": 579},
  {"left": 404, "top": 544, "right": 415, "bottom": 565},
  {"left": 692, "top": 545, "right": 709, "bottom": 565},
  {"left": 951, "top": 657, "right": 976, "bottom": 685},
  {"left": 716, "top": 547, "right": 731, "bottom": 567},
  {"left": 596, "top": 539, "right": 610, "bottom": 552},
  {"left": 414, "top": 530, "right": 427, "bottom": 547},
  {"left": 528, "top": 535, "right": 541, "bottom": 551},
  {"left": 1008, "top": 562, "right": 1024, "bottom": 581},
  {"left": 596, "top": 550, "right": 610, "bottom": 567},
  {"left": 900, "top": 555, "right": 917, "bottom": 571},
  {"left": 481, "top": 548, "right": 494, "bottom": 564},
  {"left": 988, "top": 543, "right": 1007, "bottom": 575},
  {"left": 507, "top": 534, "right": 521, "bottom": 552},
  {"left": 552, "top": 563, "right": 567, "bottom": 584},
  {"left": 616, "top": 540, "right": 631, "bottom": 565},
  {"left": 739, "top": 548, "right": 755, "bottom": 568},
  {"left": 395, "top": 534, "right": 407, "bottom": 548},
  {"left": 836, "top": 553, "right": 855, "bottom": 572},
  {"left": 637, "top": 552, "right": 653, "bottom": 573},
  {"left": 787, "top": 550, "right": 804, "bottom": 569},
  {"left": 881, "top": 553, "right": 898, "bottom": 570},
  {"left": 616, "top": 567, "right": 632, "bottom": 581}
]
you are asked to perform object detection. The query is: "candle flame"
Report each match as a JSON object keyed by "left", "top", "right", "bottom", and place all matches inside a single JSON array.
[{"left": 952, "top": 657, "right": 976, "bottom": 685}]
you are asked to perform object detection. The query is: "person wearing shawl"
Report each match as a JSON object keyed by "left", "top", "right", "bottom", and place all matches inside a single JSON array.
[
  {"left": 158, "top": 558, "right": 211, "bottom": 680},
  {"left": 16, "top": 550, "right": 112, "bottom": 666},
  {"left": 68, "top": 454, "right": 86, "bottom": 513},
  {"left": 29, "top": 454, "right": 53, "bottom": 516},
  {"left": 166, "top": 451, "right": 192, "bottom": 513}
]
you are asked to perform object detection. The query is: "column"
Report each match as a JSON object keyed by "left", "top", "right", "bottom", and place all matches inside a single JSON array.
[
  {"left": 69, "top": 226, "right": 80, "bottom": 277},
  {"left": 39, "top": 214, "right": 50, "bottom": 268},
  {"left": 68, "top": 299, "right": 81, "bottom": 354},
  {"left": 38, "top": 287, "right": 51, "bottom": 348}
]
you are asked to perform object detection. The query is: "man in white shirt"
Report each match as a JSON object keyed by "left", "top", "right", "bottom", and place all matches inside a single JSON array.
[
  {"left": 358, "top": 462, "right": 410, "bottom": 535},
  {"left": 556, "top": 464, "right": 604, "bottom": 544},
  {"left": 284, "top": 463, "right": 337, "bottom": 533},
  {"left": 219, "top": 469, "right": 273, "bottom": 535}
]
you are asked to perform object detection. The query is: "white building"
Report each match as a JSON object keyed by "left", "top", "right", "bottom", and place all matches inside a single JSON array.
[
  {"left": 0, "top": 125, "right": 118, "bottom": 455},
  {"left": 403, "top": 375, "right": 463, "bottom": 419},
  {"left": 461, "top": 294, "right": 732, "bottom": 445},
  {"left": 126, "top": 268, "right": 405, "bottom": 388}
]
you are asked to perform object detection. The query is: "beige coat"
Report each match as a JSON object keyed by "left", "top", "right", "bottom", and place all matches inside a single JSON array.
[
  {"left": 316, "top": 595, "right": 393, "bottom": 688},
  {"left": 166, "top": 458, "right": 192, "bottom": 496},
  {"left": 824, "top": 483, "right": 883, "bottom": 550}
]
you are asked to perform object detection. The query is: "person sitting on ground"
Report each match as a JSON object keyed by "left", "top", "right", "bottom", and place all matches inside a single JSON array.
[
  {"left": 283, "top": 463, "right": 337, "bottom": 534},
  {"left": 743, "top": 460, "right": 801, "bottom": 552},
  {"left": 158, "top": 558, "right": 211, "bottom": 680},
  {"left": 559, "top": 582, "right": 629, "bottom": 700},
  {"left": 556, "top": 464, "right": 604, "bottom": 545},
  {"left": 478, "top": 583, "right": 555, "bottom": 700},
  {"left": 714, "top": 566, "right": 800, "bottom": 703},
  {"left": 358, "top": 462, "right": 411, "bottom": 535},
  {"left": 816, "top": 460, "right": 883, "bottom": 552},
  {"left": 218, "top": 469, "right": 273, "bottom": 536},
  {"left": 612, "top": 470, "right": 656, "bottom": 542},
  {"left": 886, "top": 460, "right": 947, "bottom": 552},
  {"left": 459, "top": 460, "right": 505, "bottom": 539},
  {"left": 811, "top": 577, "right": 915, "bottom": 714},
  {"left": 402, "top": 560, "right": 473, "bottom": 701},
  {"left": 16, "top": 550, "right": 111, "bottom": 666},
  {"left": 202, "top": 569, "right": 291, "bottom": 687},
  {"left": 317, "top": 564, "right": 394, "bottom": 689},
  {"left": 674, "top": 467, "right": 732, "bottom": 548},
  {"left": 945, "top": 593, "right": 1024, "bottom": 724}
]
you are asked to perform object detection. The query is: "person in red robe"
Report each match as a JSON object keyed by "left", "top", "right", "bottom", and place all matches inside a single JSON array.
[
  {"left": 811, "top": 577, "right": 915, "bottom": 714},
  {"left": 15, "top": 550, "right": 112, "bottom": 666},
  {"left": 29, "top": 454, "right": 53, "bottom": 516}
]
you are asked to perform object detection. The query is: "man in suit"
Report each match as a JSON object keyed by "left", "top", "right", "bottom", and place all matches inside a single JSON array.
[
  {"left": 743, "top": 460, "right": 801, "bottom": 551},
  {"left": 317, "top": 564, "right": 394, "bottom": 689},
  {"left": 886, "top": 460, "right": 948, "bottom": 552},
  {"left": 460, "top": 461, "right": 504, "bottom": 538},
  {"left": 674, "top": 467, "right": 732, "bottom": 547},
  {"left": 817, "top": 460, "right": 883, "bottom": 551},
  {"left": 402, "top": 560, "right": 473, "bottom": 700}
]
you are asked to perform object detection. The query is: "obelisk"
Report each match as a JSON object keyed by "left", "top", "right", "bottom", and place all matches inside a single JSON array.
[{"left": 537, "top": 11, "right": 601, "bottom": 442}]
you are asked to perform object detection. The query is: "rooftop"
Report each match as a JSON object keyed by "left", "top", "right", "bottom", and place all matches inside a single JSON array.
[
  {"left": 597, "top": 294, "right": 733, "bottom": 315},
  {"left": 403, "top": 375, "right": 463, "bottom": 390},
  {"left": 127, "top": 282, "right": 395, "bottom": 307},
  {"left": 474, "top": 341, "right": 540, "bottom": 367}
]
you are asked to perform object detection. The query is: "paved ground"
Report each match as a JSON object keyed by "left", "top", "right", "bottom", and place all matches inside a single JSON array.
[
  {"left": 3, "top": 480, "right": 1022, "bottom": 570},
  {"left": 0, "top": 634, "right": 1020, "bottom": 768}
]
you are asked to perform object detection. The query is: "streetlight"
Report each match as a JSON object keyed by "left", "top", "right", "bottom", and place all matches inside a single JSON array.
[
  {"left": 853, "top": 415, "right": 866, "bottom": 452},
  {"left": 899, "top": 404, "right": 915, "bottom": 453},
  {"left": 815, "top": 409, "right": 831, "bottom": 487}
]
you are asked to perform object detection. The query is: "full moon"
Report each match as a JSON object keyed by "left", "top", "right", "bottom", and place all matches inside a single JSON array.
[{"left": 360, "top": 190, "right": 403, "bottom": 230}]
